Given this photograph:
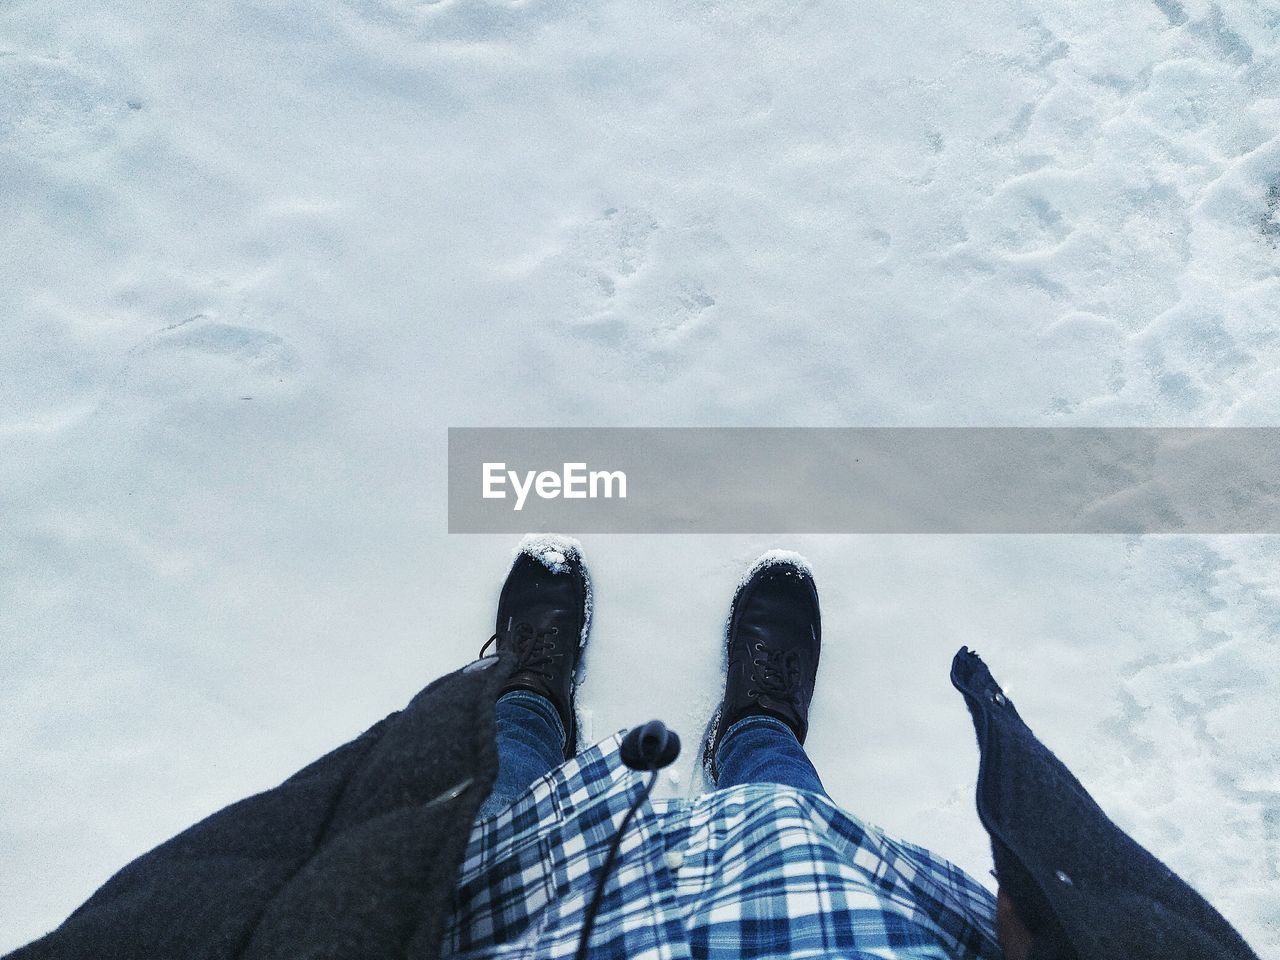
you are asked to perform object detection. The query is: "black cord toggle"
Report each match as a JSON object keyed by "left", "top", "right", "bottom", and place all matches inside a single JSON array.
[{"left": 620, "top": 719, "right": 681, "bottom": 771}]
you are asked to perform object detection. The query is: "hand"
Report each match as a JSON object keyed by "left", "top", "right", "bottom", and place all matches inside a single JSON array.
[{"left": 996, "top": 886, "right": 1034, "bottom": 960}]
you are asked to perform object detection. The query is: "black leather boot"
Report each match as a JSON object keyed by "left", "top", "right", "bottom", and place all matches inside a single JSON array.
[
  {"left": 703, "top": 553, "right": 821, "bottom": 779},
  {"left": 481, "top": 536, "right": 591, "bottom": 759}
]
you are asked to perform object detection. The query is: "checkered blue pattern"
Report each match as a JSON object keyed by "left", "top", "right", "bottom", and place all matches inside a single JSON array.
[{"left": 444, "top": 734, "right": 1002, "bottom": 960}]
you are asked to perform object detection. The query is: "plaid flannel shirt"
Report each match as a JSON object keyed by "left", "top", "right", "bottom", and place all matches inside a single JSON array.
[{"left": 444, "top": 733, "right": 1002, "bottom": 960}]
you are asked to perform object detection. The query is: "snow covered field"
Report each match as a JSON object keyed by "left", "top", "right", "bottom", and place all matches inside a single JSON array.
[{"left": 3, "top": 0, "right": 1279, "bottom": 953}]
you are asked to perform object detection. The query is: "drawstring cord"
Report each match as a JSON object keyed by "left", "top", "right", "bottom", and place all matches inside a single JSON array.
[{"left": 574, "top": 770, "right": 659, "bottom": 960}]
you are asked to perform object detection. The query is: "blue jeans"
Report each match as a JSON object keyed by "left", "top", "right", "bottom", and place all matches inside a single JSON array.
[
  {"left": 475, "top": 690, "right": 568, "bottom": 820},
  {"left": 712, "top": 713, "right": 828, "bottom": 798},
  {"left": 476, "top": 692, "right": 827, "bottom": 819}
]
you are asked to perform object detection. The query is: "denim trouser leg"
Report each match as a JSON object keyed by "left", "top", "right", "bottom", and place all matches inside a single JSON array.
[
  {"left": 475, "top": 690, "right": 567, "bottom": 820},
  {"left": 713, "top": 714, "right": 829, "bottom": 798}
]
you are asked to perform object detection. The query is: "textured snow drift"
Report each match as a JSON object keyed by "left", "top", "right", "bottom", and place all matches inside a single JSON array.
[{"left": 3, "top": 0, "right": 1279, "bottom": 953}]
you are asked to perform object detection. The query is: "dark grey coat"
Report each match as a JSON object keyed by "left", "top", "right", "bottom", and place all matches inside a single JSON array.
[
  {"left": 6, "top": 651, "right": 515, "bottom": 960},
  {"left": 6, "top": 648, "right": 1262, "bottom": 960},
  {"left": 951, "top": 648, "right": 1260, "bottom": 960}
]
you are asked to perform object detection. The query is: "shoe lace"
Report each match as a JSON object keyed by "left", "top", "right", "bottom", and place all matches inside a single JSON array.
[
  {"left": 750, "top": 643, "right": 802, "bottom": 703},
  {"left": 479, "top": 622, "right": 562, "bottom": 680}
]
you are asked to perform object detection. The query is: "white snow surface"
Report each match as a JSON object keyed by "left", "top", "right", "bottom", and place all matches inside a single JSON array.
[{"left": 3, "top": 0, "right": 1280, "bottom": 953}]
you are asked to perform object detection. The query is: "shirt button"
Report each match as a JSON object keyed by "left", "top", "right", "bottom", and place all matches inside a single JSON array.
[{"left": 664, "top": 850, "right": 685, "bottom": 870}]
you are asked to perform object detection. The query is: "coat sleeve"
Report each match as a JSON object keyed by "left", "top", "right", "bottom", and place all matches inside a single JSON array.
[
  {"left": 6, "top": 654, "right": 512, "bottom": 960},
  {"left": 950, "top": 646, "right": 1261, "bottom": 960}
]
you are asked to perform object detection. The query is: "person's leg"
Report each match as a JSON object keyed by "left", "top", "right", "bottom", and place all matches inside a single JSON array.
[
  {"left": 713, "top": 713, "right": 829, "bottom": 798},
  {"left": 703, "top": 553, "right": 825, "bottom": 797},
  {"left": 476, "top": 535, "right": 591, "bottom": 820},
  {"left": 475, "top": 689, "right": 567, "bottom": 820}
]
